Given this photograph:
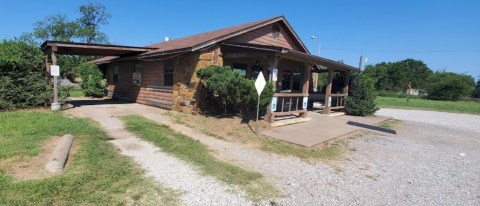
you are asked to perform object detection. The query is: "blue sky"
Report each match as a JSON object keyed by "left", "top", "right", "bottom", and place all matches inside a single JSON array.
[{"left": 1, "top": 0, "right": 479, "bottom": 78}]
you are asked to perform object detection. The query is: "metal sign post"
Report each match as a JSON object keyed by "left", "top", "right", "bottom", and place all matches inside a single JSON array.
[{"left": 254, "top": 72, "right": 266, "bottom": 134}]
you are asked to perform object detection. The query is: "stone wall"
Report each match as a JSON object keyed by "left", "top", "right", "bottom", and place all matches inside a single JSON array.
[{"left": 173, "top": 45, "right": 223, "bottom": 113}]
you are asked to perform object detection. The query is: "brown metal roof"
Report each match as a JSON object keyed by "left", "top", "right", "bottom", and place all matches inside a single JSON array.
[
  {"left": 41, "top": 41, "right": 155, "bottom": 56},
  {"left": 139, "top": 16, "right": 309, "bottom": 58}
]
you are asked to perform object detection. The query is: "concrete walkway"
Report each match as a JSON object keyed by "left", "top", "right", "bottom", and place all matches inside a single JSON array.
[{"left": 262, "top": 112, "right": 391, "bottom": 147}]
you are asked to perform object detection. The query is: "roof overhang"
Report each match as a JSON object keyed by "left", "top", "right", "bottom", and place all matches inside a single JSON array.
[
  {"left": 279, "top": 49, "right": 360, "bottom": 72},
  {"left": 222, "top": 43, "right": 359, "bottom": 72},
  {"left": 41, "top": 41, "right": 155, "bottom": 56}
]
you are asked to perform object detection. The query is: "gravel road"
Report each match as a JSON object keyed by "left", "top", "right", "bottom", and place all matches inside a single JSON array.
[{"left": 66, "top": 100, "right": 480, "bottom": 205}]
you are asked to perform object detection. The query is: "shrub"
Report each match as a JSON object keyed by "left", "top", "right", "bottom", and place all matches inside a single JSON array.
[
  {"left": 77, "top": 63, "right": 107, "bottom": 97},
  {"left": 197, "top": 65, "right": 274, "bottom": 114},
  {"left": 345, "top": 73, "right": 378, "bottom": 116},
  {"left": 0, "top": 40, "right": 50, "bottom": 110},
  {"left": 426, "top": 71, "right": 474, "bottom": 101}
]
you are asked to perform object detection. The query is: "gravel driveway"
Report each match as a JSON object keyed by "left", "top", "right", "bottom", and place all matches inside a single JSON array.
[{"left": 65, "top": 100, "right": 480, "bottom": 205}]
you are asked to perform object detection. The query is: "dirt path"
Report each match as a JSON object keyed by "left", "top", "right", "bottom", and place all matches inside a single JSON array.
[{"left": 64, "top": 102, "right": 252, "bottom": 206}]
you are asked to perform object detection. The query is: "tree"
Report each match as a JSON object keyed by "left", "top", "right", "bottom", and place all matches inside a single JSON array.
[
  {"left": 426, "top": 71, "right": 474, "bottom": 101},
  {"left": 32, "top": 14, "right": 79, "bottom": 42},
  {"left": 472, "top": 79, "right": 480, "bottom": 98},
  {"left": 344, "top": 73, "right": 378, "bottom": 116},
  {"left": 26, "top": 3, "right": 111, "bottom": 81},
  {"left": 77, "top": 2, "right": 111, "bottom": 43},
  {"left": 77, "top": 63, "right": 107, "bottom": 97},
  {"left": 364, "top": 59, "right": 432, "bottom": 92}
]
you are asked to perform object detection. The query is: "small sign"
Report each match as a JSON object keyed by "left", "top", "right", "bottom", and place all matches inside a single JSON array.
[
  {"left": 272, "top": 68, "right": 278, "bottom": 81},
  {"left": 50, "top": 65, "right": 60, "bottom": 76},
  {"left": 328, "top": 96, "right": 332, "bottom": 107},
  {"left": 303, "top": 97, "right": 308, "bottom": 109},
  {"left": 255, "top": 72, "right": 266, "bottom": 96},
  {"left": 271, "top": 97, "right": 277, "bottom": 111}
]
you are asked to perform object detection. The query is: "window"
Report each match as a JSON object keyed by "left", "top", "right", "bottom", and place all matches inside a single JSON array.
[
  {"left": 164, "top": 60, "right": 174, "bottom": 86},
  {"left": 292, "top": 72, "right": 302, "bottom": 91},
  {"left": 113, "top": 66, "right": 119, "bottom": 83},
  {"left": 132, "top": 64, "right": 142, "bottom": 86},
  {"left": 251, "top": 61, "right": 263, "bottom": 79},
  {"left": 232, "top": 62, "right": 247, "bottom": 76},
  {"left": 281, "top": 71, "right": 291, "bottom": 91}
]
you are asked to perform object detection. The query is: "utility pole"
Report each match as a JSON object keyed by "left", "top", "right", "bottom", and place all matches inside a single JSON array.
[{"left": 359, "top": 56, "right": 364, "bottom": 71}]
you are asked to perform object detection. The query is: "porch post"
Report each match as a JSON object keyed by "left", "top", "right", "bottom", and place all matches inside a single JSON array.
[
  {"left": 50, "top": 45, "right": 61, "bottom": 111},
  {"left": 324, "top": 68, "right": 334, "bottom": 114},
  {"left": 301, "top": 63, "right": 311, "bottom": 118},
  {"left": 267, "top": 55, "right": 279, "bottom": 123},
  {"left": 342, "top": 71, "right": 350, "bottom": 95}
]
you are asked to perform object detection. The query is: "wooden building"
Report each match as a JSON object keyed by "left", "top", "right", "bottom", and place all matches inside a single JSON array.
[{"left": 43, "top": 16, "right": 359, "bottom": 123}]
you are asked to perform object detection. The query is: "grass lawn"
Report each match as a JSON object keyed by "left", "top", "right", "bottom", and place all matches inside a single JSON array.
[
  {"left": 69, "top": 87, "right": 84, "bottom": 97},
  {"left": 0, "top": 111, "right": 179, "bottom": 206},
  {"left": 122, "top": 115, "right": 278, "bottom": 202},
  {"left": 375, "top": 96, "right": 480, "bottom": 115},
  {"left": 163, "top": 111, "right": 345, "bottom": 161}
]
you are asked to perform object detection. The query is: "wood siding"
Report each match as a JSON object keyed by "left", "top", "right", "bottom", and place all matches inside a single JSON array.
[
  {"left": 106, "top": 60, "right": 174, "bottom": 110},
  {"left": 226, "top": 23, "right": 302, "bottom": 51}
]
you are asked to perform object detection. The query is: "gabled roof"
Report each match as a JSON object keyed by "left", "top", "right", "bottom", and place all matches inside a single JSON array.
[{"left": 139, "top": 16, "right": 309, "bottom": 58}]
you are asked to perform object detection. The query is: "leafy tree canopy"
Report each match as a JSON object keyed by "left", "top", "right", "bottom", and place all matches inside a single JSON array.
[
  {"left": 364, "top": 59, "right": 432, "bottom": 92},
  {"left": 426, "top": 71, "right": 475, "bottom": 101}
]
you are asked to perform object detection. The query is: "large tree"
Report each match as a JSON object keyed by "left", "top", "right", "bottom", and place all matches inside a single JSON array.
[
  {"left": 471, "top": 79, "right": 480, "bottom": 98},
  {"left": 77, "top": 2, "right": 111, "bottom": 43},
  {"left": 426, "top": 71, "right": 474, "bottom": 101},
  {"left": 364, "top": 59, "right": 432, "bottom": 92},
  {"left": 29, "top": 3, "right": 110, "bottom": 44},
  {"left": 25, "top": 3, "right": 111, "bottom": 81}
]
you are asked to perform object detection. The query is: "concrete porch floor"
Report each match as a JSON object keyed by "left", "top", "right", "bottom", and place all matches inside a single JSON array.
[{"left": 262, "top": 111, "right": 391, "bottom": 147}]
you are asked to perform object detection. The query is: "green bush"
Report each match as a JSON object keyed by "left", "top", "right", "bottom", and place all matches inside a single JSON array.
[
  {"left": 0, "top": 40, "right": 50, "bottom": 110},
  {"left": 345, "top": 73, "right": 378, "bottom": 116},
  {"left": 426, "top": 71, "right": 474, "bottom": 101},
  {"left": 197, "top": 65, "right": 274, "bottom": 114},
  {"left": 77, "top": 63, "right": 106, "bottom": 97}
]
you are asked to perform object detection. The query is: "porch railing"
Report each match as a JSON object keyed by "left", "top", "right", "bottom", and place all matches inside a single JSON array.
[
  {"left": 272, "top": 93, "right": 308, "bottom": 116},
  {"left": 329, "top": 94, "right": 346, "bottom": 109}
]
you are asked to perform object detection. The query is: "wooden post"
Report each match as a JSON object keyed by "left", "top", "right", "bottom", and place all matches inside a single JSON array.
[
  {"left": 324, "top": 68, "right": 334, "bottom": 114},
  {"left": 266, "top": 55, "right": 279, "bottom": 123},
  {"left": 301, "top": 63, "right": 311, "bottom": 118},
  {"left": 50, "top": 45, "right": 60, "bottom": 111},
  {"left": 342, "top": 71, "right": 350, "bottom": 95}
]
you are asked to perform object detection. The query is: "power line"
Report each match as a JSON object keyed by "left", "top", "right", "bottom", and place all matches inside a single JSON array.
[{"left": 321, "top": 48, "right": 480, "bottom": 54}]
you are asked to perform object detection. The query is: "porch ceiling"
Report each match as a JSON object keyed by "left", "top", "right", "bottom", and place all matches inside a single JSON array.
[
  {"left": 41, "top": 41, "right": 155, "bottom": 56},
  {"left": 221, "top": 43, "right": 359, "bottom": 72},
  {"left": 279, "top": 49, "right": 360, "bottom": 72}
]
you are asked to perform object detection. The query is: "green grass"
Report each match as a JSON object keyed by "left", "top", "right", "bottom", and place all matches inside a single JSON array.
[
  {"left": 0, "top": 111, "right": 180, "bottom": 206},
  {"left": 163, "top": 111, "right": 346, "bottom": 161},
  {"left": 260, "top": 138, "right": 344, "bottom": 160},
  {"left": 376, "top": 96, "right": 480, "bottom": 115},
  {"left": 69, "top": 88, "right": 85, "bottom": 97},
  {"left": 121, "top": 115, "right": 278, "bottom": 202}
]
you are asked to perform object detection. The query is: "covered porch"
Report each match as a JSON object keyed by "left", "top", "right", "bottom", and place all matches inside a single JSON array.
[{"left": 220, "top": 43, "right": 359, "bottom": 124}]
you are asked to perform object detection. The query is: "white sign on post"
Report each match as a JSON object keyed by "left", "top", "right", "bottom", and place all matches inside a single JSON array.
[
  {"left": 254, "top": 72, "right": 266, "bottom": 134},
  {"left": 50, "top": 65, "right": 60, "bottom": 77},
  {"left": 303, "top": 97, "right": 308, "bottom": 109},
  {"left": 271, "top": 97, "right": 277, "bottom": 111},
  {"left": 272, "top": 68, "right": 278, "bottom": 81},
  {"left": 255, "top": 72, "right": 266, "bottom": 96}
]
